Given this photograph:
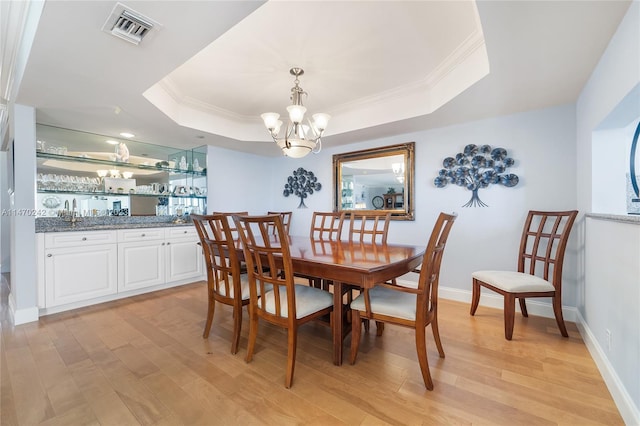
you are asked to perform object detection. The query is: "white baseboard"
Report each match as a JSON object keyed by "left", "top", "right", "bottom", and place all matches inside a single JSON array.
[
  {"left": 8, "top": 292, "right": 39, "bottom": 325},
  {"left": 439, "top": 285, "right": 639, "bottom": 425},
  {"left": 438, "top": 285, "right": 577, "bottom": 322},
  {"left": 574, "top": 311, "right": 640, "bottom": 426}
]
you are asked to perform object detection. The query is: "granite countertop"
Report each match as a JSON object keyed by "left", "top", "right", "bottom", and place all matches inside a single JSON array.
[
  {"left": 36, "top": 216, "right": 195, "bottom": 233},
  {"left": 586, "top": 213, "right": 640, "bottom": 224}
]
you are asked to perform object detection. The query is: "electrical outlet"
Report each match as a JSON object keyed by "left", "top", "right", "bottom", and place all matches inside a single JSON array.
[{"left": 606, "top": 329, "right": 612, "bottom": 351}]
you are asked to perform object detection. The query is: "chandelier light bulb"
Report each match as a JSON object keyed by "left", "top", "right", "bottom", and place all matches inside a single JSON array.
[
  {"left": 287, "top": 105, "right": 306, "bottom": 124},
  {"left": 312, "top": 113, "right": 330, "bottom": 132},
  {"left": 261, "top": 112, "right": 280, "bottom": 130}
]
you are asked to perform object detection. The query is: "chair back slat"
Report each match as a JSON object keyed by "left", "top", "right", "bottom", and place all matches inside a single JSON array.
[
  {"left": 517, "top": 210, "right": 578, "bottom": 289},
  {"left": 192, "top": 214, "right": 242, "bottom": 300},
  {"left": 234, "top": 214, "right": 296, "bottom": 322},
  {"left": 347, "top": 211, "right": 391, "bottom": 244},
  {"left": 310, "top": 211, "right": 345, "bottom": 240},
  {"left": 416, "top": 213, "right": 457, "bottom": 317},
  {"left": 213, "top": 211, "right": 248, "bottom": 240},
  {"left": 267, "top": 211, "right": 292, "bottom": 235}
]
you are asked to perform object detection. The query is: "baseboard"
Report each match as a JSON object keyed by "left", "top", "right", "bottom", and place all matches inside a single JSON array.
[
  {"left": 439, "top": 285, "right": 639, "bottom": 425},
  {"left": 438, "top": 285, "right": 577, "bottom": 322},
  {"left": 8, "top": 292, "right": 39, "bottom": 325},
  {"left": 575, "top": 311, "right": 640, "bottom": 426}
]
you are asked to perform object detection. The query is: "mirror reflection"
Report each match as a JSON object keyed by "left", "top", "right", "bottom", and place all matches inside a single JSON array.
[{"left": 333, "top": 142, "right": 415, "bottom": 220}]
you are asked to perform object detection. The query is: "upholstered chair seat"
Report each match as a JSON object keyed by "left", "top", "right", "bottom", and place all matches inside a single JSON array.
[
  {"left": 471, "top": 271, "right": 555, "bottom": 293},
  {"left": 351, "top": 286, "right": 417, "bottom": 321},
  {"left": 263, "top": 285, "right": 333, "bottom": 318}
]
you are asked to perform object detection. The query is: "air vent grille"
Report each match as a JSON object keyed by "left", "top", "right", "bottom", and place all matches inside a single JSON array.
[{"left": 102, "top": 3, "right": 159, "bottom": 45}]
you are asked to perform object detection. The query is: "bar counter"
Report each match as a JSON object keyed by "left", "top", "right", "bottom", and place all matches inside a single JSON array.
[{"left": 36, "top": 216, "right": 195, "bottom": 233}]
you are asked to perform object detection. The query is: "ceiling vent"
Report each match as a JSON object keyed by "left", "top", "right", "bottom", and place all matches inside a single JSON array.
[{"left": 102, "top": 3, "right": 159, "bottom": 45}]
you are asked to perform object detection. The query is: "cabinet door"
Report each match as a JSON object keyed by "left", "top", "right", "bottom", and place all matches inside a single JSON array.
[
  {"left": 165, "top": 238, "right": 203, "bottom": 283},
  {"left": 45, "top": 244, "right": 117, "bottom": 307},
  {"left": 118, "top": 240, "right": 165, "bottom": 291}
]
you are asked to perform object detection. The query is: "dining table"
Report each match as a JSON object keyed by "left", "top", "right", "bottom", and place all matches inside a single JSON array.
[{"left": 235, "top": 235, "right": 425, "bottom": 365}]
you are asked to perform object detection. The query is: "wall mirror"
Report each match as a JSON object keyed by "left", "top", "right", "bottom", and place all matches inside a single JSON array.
[{"left": 333, "top": 142, "right": 415, "bottom": 220}]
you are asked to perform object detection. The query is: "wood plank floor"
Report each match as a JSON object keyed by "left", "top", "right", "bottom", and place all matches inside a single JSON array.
[{"left": 1, "top": 276, "right": 622, "bottom": 425}]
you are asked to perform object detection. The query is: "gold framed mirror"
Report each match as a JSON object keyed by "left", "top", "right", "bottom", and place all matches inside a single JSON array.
[{"left": 333, "top": 142, "right": 415, "bottom": 220}]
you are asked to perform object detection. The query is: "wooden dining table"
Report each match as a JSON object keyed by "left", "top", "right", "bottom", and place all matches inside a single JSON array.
[{"left": 235, "top": 235, "right": 425, "bottom": 365}]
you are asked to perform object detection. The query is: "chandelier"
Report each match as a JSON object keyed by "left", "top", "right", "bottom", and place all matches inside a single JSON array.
[{"left": 261, "top": 67, "right": 330, "bottom": 158}]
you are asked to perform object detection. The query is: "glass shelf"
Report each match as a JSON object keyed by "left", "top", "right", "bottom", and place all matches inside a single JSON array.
[
  {"left": 37, "top": 189, "right": 206, "bottom": 199},
  {"left": 36, "top": 152, "right": 207, "bottom": 176}
]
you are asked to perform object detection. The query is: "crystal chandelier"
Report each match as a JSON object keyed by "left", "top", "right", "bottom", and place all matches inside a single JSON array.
[{"left": 261, "top": 67, "right": 330, "bottom": 158}]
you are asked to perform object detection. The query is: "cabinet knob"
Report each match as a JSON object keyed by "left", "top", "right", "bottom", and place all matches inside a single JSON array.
[
  {"left": 47, "top": 253, "right": 52, "bottom": 258},
  {"left": 183, "top": 230, "right": 187, "bottom": 234},
  {"left": 141, "top": 233, "right": 146, "bottom": 237},
  {"left": 167, "top": 242, "right": 171, "bottom": 245},
  {"left": 82, "top": 237, "right": 87, "bottom": 241},
  {"left": 162, "top": 242, "right": 165, "bottom": 246}
]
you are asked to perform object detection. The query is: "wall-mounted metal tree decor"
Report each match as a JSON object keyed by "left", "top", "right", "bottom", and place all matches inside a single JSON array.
[
  {"left": 434, "top": 144, "right": 519, "bottom": 207},
  {"left": 283, "top": 167, "right": 322, "bottom": 208}
]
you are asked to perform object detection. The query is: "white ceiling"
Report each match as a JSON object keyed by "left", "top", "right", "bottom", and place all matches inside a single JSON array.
[{"left": 15, "top": 0, "right": 631, "bottom": 157}]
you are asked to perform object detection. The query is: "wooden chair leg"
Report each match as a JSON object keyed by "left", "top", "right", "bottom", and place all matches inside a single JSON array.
[
  {"left": 285, "top": 327, "right": 297, "bottom": 388},
  {"left": 504, "top": 294, "right": 516, "bottom": 340},
  {"left": 350, "top": 310, "right": 362, "bottom": 364},
  {"left": 553, "top": 296, "right": 569, "bottom": 337},
  {"left": 431, "top": 316, "right": 445, "bottom": 358},
  {"left": 375, "top": 321, "right": 384, "bottom": 336},
  {"left": 230, "top": 303, "right": 242, "bottom": 354},
  {"left": 363, "top": 319, "right": 370, "bottom": 333},
  {"left": 415, "top": 325, "right": 434, "bottom": 390},
  {"left": 245, "top": 308, "right": 259, "bottom": 363},
  {"left": 202, "top": 296, "right": 215, "bottom": 338},
  {"left": 470, "top": 279, "right": 481, "bottom": 315},
  {"left": 519, "top": 298, "right": 528, "bottom": 317}
]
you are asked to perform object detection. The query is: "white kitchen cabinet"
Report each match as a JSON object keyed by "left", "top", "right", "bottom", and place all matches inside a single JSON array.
[
  {"left": 165, "top": 235, "right": 203, "bottom": 282},
  {"left": 38, "top": 226, "right": 204, "bottom": 315},
  {"left": 44, "top": 231, "right": 118, "bottom": 308},
  {"left": 118, "top": 239, "right": 166, "bottom": 291},
  {"left": 117, "top": 227, "right": 202, "bottom": 291}
]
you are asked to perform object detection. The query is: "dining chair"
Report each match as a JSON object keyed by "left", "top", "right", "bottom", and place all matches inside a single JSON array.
[
  {"left": 471, "top": 210, "right": 578, "bottom": 340},
  {"left": 347, "top": 211, "right": 392, "bottom": 333},
  {"left": 267, "top": 211, "right": 292, "bottom": 235},
  {"left": 304, "top": 211, "right": 346, "bottom": 290},
  {"left": 234, "top": 214, "right": 334, "bottom": 388},
  {"left": 350, "top": 212, "right": 456, "bottom": 390},
  {"left": 348, "top": 211, "right": 391, "bottom": 244},
  {"left": 310, "top": 211, "right": 345, "bottom": 240},
  {"left": 192, "top": 213, "right": 251, "bottom": 354}
]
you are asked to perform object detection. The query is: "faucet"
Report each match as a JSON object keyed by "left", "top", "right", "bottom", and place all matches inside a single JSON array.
[{"left": 63, "top": 198, "right": 81, "bottom": 226}]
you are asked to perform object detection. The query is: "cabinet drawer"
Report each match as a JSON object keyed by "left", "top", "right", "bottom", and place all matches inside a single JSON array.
[
  {"left": 117, "top": 228, "right": 164, "bottom": 242},
  {"left": 45, "top": 231, "right": 117, "bottom": 248},
  {"left": 166, "top": 226, "right": 197, "bottom": 240}
]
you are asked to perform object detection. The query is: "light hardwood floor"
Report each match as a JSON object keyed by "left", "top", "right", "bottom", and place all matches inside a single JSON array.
[{"left": 1, "top": 276, "right": 622, "bottom": 425}]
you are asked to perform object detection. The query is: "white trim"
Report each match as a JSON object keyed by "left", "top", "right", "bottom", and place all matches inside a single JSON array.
[
  {"left": 8, "top": 291, "right": 39, "bottom": 325},
  {"left": 575, "top": 310, "right": 640, "bottom": 426},
  {"left": 439, "top": 285, "right": 639, "bottom": 425}
]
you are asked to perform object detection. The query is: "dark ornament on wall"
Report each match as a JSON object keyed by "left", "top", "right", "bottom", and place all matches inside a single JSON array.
[
  {"left": 434, "top": 144, "right": 519, "bottom": 207},
  {"left": 283, "top": 167, "right": 322, "bottom": 208}
]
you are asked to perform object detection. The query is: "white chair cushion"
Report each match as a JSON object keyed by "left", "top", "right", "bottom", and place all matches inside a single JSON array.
[
  {"left": 472, "top": 270, "right": 555, "bottom": 293},
  {"left": 263, "top": 284, "right": 333, "bottom": 319},
  {"left": 351, "top": 286, "right": 417, "bottom": 321},
  {"left": 216, "top": 274, "right": 252, "bottom": 300},
  {"left": 394, "top": 277, "right": 419, "bottom": 289}
]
